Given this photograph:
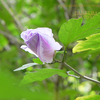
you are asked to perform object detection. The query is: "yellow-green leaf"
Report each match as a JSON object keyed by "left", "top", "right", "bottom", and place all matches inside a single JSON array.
[{"left": 73, "top": 33, "right": 100, "bottom": 53}]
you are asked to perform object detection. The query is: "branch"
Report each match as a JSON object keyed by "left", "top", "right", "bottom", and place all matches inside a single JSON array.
[
  {"left": 0, "top": 30, "right": 24, "bottom": 45},
  {"left": 69, "top": 0, "right": 76, "bottom": 18},
  {"left": 1, "top": 0, "right": 25, "bottom": 31},
  {"left": 57, "top": 0, "right": 69, "bottom": 20},
  {"left": 64, "top": 62, "right": 100, "bottom": 84},
  {"left": 66, "top": 71, "right": 79, "bottom": 78}
]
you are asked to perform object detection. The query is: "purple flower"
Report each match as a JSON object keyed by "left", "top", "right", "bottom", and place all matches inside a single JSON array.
[{"left": 21, "top": 28, "right": 62, "bottom": 63}]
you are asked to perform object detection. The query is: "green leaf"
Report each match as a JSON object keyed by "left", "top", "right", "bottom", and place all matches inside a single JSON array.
[
  {"left": 73, "top": 33, "right": 100, "bottom": 53},
  {"left": 14, "top": 63, "right": 39, "bottom": 71},
  {"left": 55, "top": 51, "right": 67, "bottom": 54},
  {"left": 58, "top": 12, "right": 100, "bottom": 46},
  {"left": 20, "top": 68, "right": 68, "bottom": 86},
  {"left": 58, "top": 18, "right": 83, "bottom": 46},
  {"left": 33, "top": 58, "right": 43, "bottom": 64},
  {"left": 75, "top": 95, "right": 100, "bottom": 100}
]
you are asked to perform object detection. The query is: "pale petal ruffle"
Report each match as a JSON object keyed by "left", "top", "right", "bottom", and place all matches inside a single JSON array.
[
  {"left": 37, "top": 35, "right": 54, "bottom": 63},
  {"left": 21, "top": 45, "right": 38, "bottom": 57}
]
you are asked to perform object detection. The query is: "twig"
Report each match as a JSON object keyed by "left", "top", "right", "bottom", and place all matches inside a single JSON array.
[
  {"left": 1, "top": 0, "right": 25, "bottom": 31},
  {"left": 66, "top": 71, "right": 80, "bottom": 78},
  {"left": 0, "top": 30, "right": 24, "bottom": 44},
  {"left": 57, "top": 0, "right": 69, "bottom": 20},
  {"left": 50, "top": 60, "right": 61, "bottom": 64},
  {"left": 69, "top": 0, "right": 76, "bottom": 18},
  {"left": 64, "top": 62, "right": 100, "bottom": 84}
]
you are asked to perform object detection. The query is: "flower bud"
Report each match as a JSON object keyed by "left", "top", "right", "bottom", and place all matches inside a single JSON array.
[{"left": 21, "top": 28, "right": 62, "bottom": 63}]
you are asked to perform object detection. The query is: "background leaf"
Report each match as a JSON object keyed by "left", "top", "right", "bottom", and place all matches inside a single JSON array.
[
  {"left": 75, "top": 95, "right": 100, "bottom": 100},
  {"left": 0, "top": 71, "right": 53, "bottom": 100},
  {"left": 20, "top": 68, "right": 68, "bottom": 86},
  {"left": 73, "top": 33, "right": 100, "bottom": 53},
  {"left": 0, "top": 35, "right": 8, "bottom": 50}
]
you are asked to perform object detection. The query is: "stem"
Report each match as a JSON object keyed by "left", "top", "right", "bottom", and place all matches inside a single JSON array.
[
  {"left": 54, "top": 46, "right": 67, "bottom": 100},
  {"left": 66, "top": 71, "right": 79, "bottom": 78},
  {"left": 64, "top": 62, "right": 100, "bottom": 84}
]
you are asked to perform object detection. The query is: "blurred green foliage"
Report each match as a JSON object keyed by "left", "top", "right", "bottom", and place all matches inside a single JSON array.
[
  {"left": 75, "top": 95, "right": 100, "bottom": 100},
  {"left": 0, "top": 0, "right": 100, "bottom": 100}
]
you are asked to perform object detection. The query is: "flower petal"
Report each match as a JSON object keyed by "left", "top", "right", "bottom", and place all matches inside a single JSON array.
[
  {"left": 25, "top": 33, "right": 39, "bottom": 55},
  {"left": 36, "top": 28, "right": 53, "bottom": 37},
  {"left": 39, "top": 34, "right": 62, "bottom": 50},
  {"left": 37, "top": 35, "right": 54, "bottom": 63},
  {"left": 21, "top": 45, "right": 38, "bottom": 57},
  {"left": 21, "top": 29, "right": 34, "bottom": 41}
]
